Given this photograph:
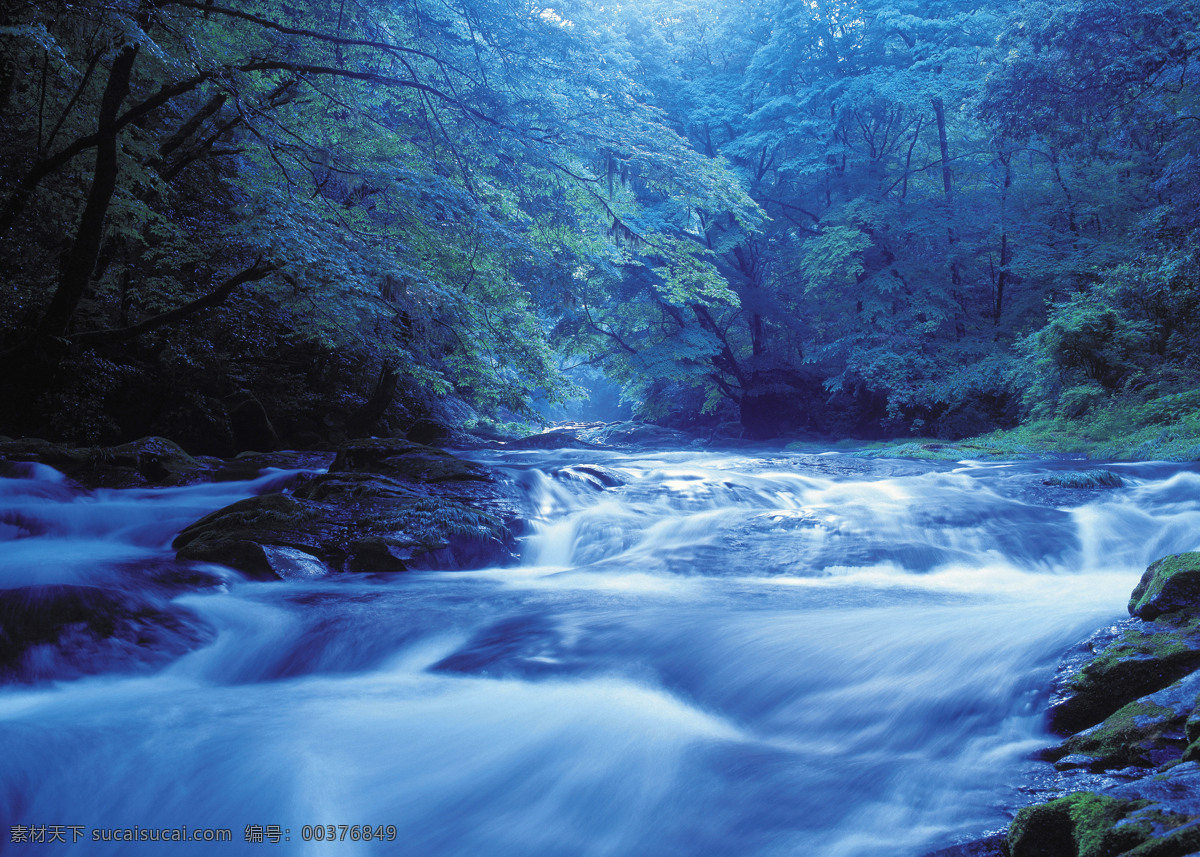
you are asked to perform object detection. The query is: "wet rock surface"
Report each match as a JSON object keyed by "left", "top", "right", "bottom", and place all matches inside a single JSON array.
[
  {"left": 1046, "top": 614, "right": 1200, "bottom": 736},
  {"left": 174, "top": 438, "right": 523, "bottom": 579},
  {"left": 1130, "top": 553, "right": 1200, "bottom": 620},
  {"left": 0, "top": 436, "right": 526, "bottom": 688},
  {"left": 0, "top": 435, "right": 214, "bottom": 488},
  {"left": 0, "top": 585, "right": 215, "bottom": 682}
]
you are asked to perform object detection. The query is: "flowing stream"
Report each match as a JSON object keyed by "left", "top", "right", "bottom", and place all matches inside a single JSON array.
[{"left": 3, "top": 448, "right": 1200, "bottom": 856}]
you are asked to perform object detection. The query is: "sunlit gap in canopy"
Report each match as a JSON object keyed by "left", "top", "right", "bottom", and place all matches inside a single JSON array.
[{"left": 531, "top": 3, "right": 573, "bottom": 25}]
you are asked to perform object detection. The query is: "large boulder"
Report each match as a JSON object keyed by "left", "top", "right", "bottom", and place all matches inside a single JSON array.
[
  {"left": 576, "top": 421, "right": 696, "bottom": 449},
  {"left": 174, "top": 439, "right": 522, "bottom": 579},
  {"left": 330, "top": 437, "right": 490, "bottom": 483},
  {"left": 1130, "top": 553, "right": 1200, "bottom": 620},
  {"left": 1046, "top": 670, "right": 1200, "bottom": 771},
  {"left": 172, "top": 493, "right": 333, "bottom": 580},
  {"left": 0, "top": 585, "right": 214, "bottom": 682}
]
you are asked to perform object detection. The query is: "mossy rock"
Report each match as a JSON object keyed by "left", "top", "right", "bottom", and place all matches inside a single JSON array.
[
  {"left": 353, "top": 498, "right": 514, "bottom": 571},
  {"left": 1187, "top": 703, "right": 1200, "bottom": 744},
  {"left": 1043, "top": 470, "right": 1124, "bottom": 489},
  {"left": 1184, "top": 739, "right": 1200, "bottom": 764},
  {"left": 0, "top": 437, "right": 96, "bottom": 472},
  {"left": 292, "top": 472, "right": 418, "bottom": 502},
  {"left": 173, "top": 493, "right": 320, "bottom": 549},
  {"left": 174, "top": 537, "right": 331, "bottom": 581},
  {"left": 1048, "top": 614, "right": 1200, "bottom": 735},
  {"left": 0, "top": 435, "right": 214, "bottom": 487},
  {"left": 346, "top": 536, "right": 421, "bottom": 573},
  {"left": 1106, "top": 764, "right": 1200, "bottom": 856},
  {"left": 172, "top": 494, "right": 334, "bottom": 580},
  {"left": 1013, "top": 763, "right": 1200, "bottom": 857},
  {"left": 507, "top": 429, "right": 600, "bottom": 450},
  {"left": 1130, "top": 554, "right": 1200, "bottom": 620},
  {"left": 1050, "top": 671, "right": 1200, "bottom": 770},
  {"left": 173, "top": 472, "right": 518, "bottom": 579},
  {"left": 1009, "top": 792, "right": 1151, "bottom": 857}
]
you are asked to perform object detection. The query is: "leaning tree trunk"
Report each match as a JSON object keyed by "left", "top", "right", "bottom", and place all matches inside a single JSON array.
[{"left": 35, "top": 44, "right": 139, "bottom": 342}]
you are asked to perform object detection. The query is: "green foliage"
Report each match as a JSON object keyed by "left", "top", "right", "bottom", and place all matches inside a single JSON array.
[
  {"left": 1018, "top": 247, "right": 1200, "bottom": 427},
  {"left": 4, "top": 0, "right": 1200, "bottom": 445},
  {"left": 798, "top": 226, "right": 871, "bottom": 292},
  {"left": 0, "top": 0, "right": 755, "bottom": 443}
]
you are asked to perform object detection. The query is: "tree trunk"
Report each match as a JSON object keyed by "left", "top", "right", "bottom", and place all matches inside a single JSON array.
[
  {"left": 69, "top": 258, "right": 279, "bottom": 346},
  {"left": 994, "top": 151, "right": 1013, "bottom": 323},
  {"left": 994, "top": 232, "right": 1010, "bottom": 322},
  {"left": 931, "top": 97, "right": 952, "bottom": 203},
  {"left": 347, "top": 365, "right": 400, "bottom": 435},
  {"left": 35, "top": 44, "right": 140, "bottom": 341}
]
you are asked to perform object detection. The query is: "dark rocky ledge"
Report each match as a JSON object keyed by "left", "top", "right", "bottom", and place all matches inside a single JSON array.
[{"left": 173, "top": 437, "right": 523, "bottom": 579}]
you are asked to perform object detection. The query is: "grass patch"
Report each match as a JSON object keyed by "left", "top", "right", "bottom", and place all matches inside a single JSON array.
[{"left": 855, "top": 387, "right": 1200, "bottom": 462}]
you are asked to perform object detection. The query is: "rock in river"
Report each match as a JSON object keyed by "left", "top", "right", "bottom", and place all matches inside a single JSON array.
[
  {"left": 0, "top": 585, "right": 214, "bottom": 683},
  {"left": 1129, "top": 553, "right": 1200, "bottom": 620},
  {"left": 173, "top": 438, "right": 523, "bottom": 579}
]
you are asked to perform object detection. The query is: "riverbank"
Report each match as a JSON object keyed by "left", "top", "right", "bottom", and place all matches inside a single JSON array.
[
  {"left": 837, "top": 402, "right": 1200, "bottom": 463},
  {"left": 931, "top": 555, "right": 1200, "bottom": 857}
]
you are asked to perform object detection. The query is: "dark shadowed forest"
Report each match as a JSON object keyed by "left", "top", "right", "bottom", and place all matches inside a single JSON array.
[{"left": 2, "top": 0, "right": 1198, "bottom": 452}]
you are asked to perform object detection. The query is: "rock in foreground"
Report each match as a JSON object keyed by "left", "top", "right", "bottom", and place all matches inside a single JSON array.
[
  {"left": 1129, "top": 553, "right": 1200, "bottom": 620},
  {"left": 1046, "top": 614, "right": 1200, "bottom": 736},
  {"left": 1008, "top": 765, "right": 1200, "bottom": 857}
]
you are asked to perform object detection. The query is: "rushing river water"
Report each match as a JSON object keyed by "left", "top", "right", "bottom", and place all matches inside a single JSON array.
[{"left": 3, "top": 448, "right": 1200, "bottom": 856}]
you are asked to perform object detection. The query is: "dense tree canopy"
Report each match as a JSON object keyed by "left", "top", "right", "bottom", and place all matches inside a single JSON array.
[{"left": 2, "top": 0, "right": 1197, "bottom": 447}]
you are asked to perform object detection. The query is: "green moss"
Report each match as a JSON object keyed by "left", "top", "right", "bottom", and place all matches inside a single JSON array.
[
  {"left": 1069, "top": 613, "right": 1200, "bottom": 688},
  {"left": 1122, "top": 811, "right": 1200, "bottom": 857},
  {"left": 1060, "top": 699, "right": 1180, "bottom": 768},
  {"left": 1009, "top": 792, "right": 1151, "bottom": 857},
  {"left": 1183, "top": 739, "right": 1200, "bottom": 763},
  {"left": 1129, "top": 554, "right": 1200, "bottom": 619},
  {"left": 1051, "top": 613, "right": 1200, "bottom": 736},
  {"left": 1043, "top": 470, "right": 1124, "bottom": 489}
]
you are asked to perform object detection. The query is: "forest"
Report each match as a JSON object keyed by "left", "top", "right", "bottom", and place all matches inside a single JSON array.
[{"left": 2, "top": 0, "right": 1198, "bottom": 452}]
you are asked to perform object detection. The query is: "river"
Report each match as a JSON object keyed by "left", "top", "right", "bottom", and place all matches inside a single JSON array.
[{"left": 2, "top": 448, "right": 1199, "bottom": 855}]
